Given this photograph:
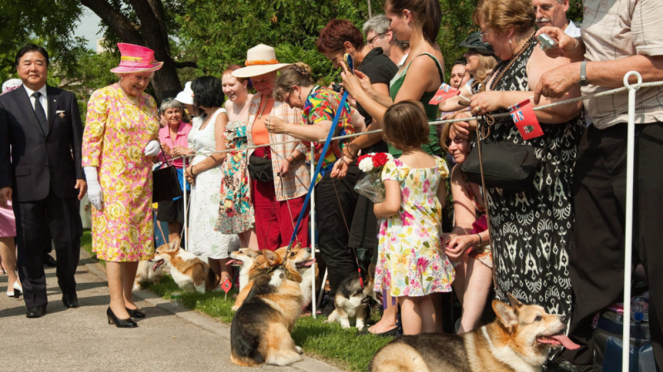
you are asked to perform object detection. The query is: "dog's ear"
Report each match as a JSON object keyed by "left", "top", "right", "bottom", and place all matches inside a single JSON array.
[
  {"left": 294, "top": 242, "right": 301, "bottom": 250},
  {"left": 506, "top": 293, "right": 523, "bottom": 309},
  {"left": 493, "top": 299, "right": 518, "bottom": 330},
  {"left": 263, "top": 250, "right": 281, "bottom": 266},
  {"left": 168, "top": 238, "right": 180, "bottom": 252}
]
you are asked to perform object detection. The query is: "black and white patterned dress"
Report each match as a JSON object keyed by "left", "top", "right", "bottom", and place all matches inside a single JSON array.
[{"left": 485, "top": 41, "right": 584, "bottom": 318}]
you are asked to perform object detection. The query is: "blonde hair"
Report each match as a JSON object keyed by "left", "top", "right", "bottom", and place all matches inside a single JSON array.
[
  {"left": 473, "top": 54, "right": 498, "bottom": 90},
  {"left": 440, "top": 111, "right": 476, "bottom": 153},
  {"left": 472, "top": 0, "right": 535, "bottom": 36},
  {"left": 273, "top": 62, "right": 315, "bottom": 102}
]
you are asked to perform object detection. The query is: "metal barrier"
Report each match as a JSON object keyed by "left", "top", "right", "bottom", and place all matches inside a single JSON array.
[{"left": 172, "top": 72, "right": 659, "bottom": 369}]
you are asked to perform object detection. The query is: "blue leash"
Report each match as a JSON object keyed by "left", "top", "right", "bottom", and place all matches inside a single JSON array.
[{"left": 286, "top": 90, "right": 349, "bottom": 250}]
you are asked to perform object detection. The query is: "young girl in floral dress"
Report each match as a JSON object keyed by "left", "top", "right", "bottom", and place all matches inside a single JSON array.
[{"left": 373, "top": 100, "right": 454, "bottom": 335}]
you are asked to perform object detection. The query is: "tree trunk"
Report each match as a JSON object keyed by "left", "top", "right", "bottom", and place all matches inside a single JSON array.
[{"left": 80, "top": 0, "right": 183, "bottom": 102}]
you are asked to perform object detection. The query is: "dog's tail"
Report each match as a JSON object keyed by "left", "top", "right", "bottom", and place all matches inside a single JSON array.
[{"left": 368, "top": 343, "right": 430, "bottom": 372}]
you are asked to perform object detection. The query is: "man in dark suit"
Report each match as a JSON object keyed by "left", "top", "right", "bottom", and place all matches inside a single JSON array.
[{"left": 0, "top": 44, "right": 87, "bottom": 318}]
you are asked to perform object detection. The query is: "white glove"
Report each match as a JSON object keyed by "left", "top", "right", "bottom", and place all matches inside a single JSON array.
[
  {"left": 84, "top": 166, "right": 103, "bottom": 210},
  {"left": 144, "top": 140, "right": 160, "bottom": 157}
]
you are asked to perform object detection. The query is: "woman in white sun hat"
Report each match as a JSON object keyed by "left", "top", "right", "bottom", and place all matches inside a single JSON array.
[{"left": 231, "top": 44, "right": 310, "bottom": 252}]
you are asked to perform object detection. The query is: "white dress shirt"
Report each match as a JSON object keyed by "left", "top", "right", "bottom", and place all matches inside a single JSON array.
[
  {"left": 23, "top": 84, "right": 48, "bottom": 119},
  {"left": 564, "top": 20, "right": 582, "bottom": 38}
]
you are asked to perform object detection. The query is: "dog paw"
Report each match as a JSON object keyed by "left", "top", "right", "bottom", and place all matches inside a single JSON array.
[
  {"left": 295, "top": 346, "right": 302, "bottom": 354},
  {"left": 231, "top": 306, "right": 239, "bottom": 312}
]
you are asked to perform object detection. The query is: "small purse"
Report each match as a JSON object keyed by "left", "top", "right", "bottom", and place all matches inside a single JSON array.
[
  {"left": 153, "top": 144, "right": 184, "bottom": 202},
  {"left": 461, "top": 141, "right": 539, "bottom": 192},
  {"left": 248, "top": 154, "right": 274, "bottom": 182}
]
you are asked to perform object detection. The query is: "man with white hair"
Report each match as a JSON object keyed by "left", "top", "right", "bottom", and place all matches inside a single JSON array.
[
  {"left": 533, "top": 0, "right": 580, "bottom": 38},
  {"left": 363, "top": 14, "right": 409, "bottom": 68}
]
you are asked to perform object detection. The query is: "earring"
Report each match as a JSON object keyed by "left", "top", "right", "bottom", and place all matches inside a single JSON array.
[{"left": 509, "top": 39, "right": 512, "bottom": 44}]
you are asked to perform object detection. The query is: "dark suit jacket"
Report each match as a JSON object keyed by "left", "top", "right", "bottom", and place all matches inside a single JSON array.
[{"left": 0, "top": 85, "right": 84, "bottom": 202}]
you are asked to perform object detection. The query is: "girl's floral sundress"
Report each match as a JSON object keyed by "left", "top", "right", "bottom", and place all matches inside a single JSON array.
[{"left": 374, "top": 156, "right": 455, "bottom": 297}]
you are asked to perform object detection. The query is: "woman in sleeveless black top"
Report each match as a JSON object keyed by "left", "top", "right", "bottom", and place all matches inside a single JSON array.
[{"left": 469, "top": 0, "right": 585, "bottom": 321}]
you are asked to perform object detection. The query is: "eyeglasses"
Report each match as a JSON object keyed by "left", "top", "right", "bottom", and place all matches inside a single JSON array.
[
  {"left": 479, "top": 29, "right": 492, "bottom": 40},
  {"left": 367, "top": 32, "right": 387, "bottom": 46}
]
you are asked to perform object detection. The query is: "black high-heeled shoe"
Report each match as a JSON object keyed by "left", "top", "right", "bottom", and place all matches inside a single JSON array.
[
  {"left": 126, "top": 307, "right": 146, "bottom": 318},
  {"left": 107, "top": 307, "right": 138, "bottom": 328}
]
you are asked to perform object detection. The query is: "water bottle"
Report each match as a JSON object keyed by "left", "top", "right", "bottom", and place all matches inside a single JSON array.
[
  {"left": 631, "top": 292, "right": 649, "bottom": 322},
  {"left": 171, "top": 292, "right": 182, "bottom": 308}
]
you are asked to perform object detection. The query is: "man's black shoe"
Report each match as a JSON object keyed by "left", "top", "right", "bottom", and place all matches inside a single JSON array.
[
  {"left": 62, "top": 294, "right": 79, "bottom": 308},
  {"left": 26, "top": 306, "right": 46, "bottom": 318},
  {"left": 44, "top": 254, "right": 57, "bottom": 268}
]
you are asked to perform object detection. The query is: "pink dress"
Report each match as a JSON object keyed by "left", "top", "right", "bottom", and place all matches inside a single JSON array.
[
  {"left": 82, "top": 84, "right": 160, "bottom": 262},
  {"left": 0, "top": 202, "right": 16, "bottom": 238}
]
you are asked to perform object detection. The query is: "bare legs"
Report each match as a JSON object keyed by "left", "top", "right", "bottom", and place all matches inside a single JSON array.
[
  {"left": 167, "top": 222, "right": 182, "bottom": 245},
  {"left": 107, "top": 261, "right": 140, "bottom": 319},
  {"left": 208, "top": 258, "right": 231, "bottom": 284},
  {"left": 452, "top": 255, "right": 493, "bottom": 334},
  {"left": 368, "top": 293, "right": 399, "bottom": 334},
  {"left": 399, "top": 295, "right": 437, "bottom": 335},
  {"left": 0, "top": 237, "right": 19, "bottom": 291}
]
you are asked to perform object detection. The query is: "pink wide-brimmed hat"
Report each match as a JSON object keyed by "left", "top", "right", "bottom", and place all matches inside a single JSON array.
[{"left": 110, "top": 43, "right": 164, "bottom": 74}]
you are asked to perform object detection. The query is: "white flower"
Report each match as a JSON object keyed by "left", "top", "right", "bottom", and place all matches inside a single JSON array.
[{"left": 358, "top": 157, "right": 374, "bottom": 173}]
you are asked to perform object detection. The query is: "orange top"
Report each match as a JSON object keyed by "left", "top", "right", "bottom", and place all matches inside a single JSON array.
[{"left": 251, "top": 98, "right": 274, "bottom": 146}]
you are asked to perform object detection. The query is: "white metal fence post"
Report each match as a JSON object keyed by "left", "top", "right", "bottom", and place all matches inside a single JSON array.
[
  {"left": 182, "top": 156, "right": 188, "bottom": 251},
  {"left": 310, "top": 142, "right": 317, "bottom": 318},
  {"left": 621, "top": 71, "right": 642, "bottom": 372}
]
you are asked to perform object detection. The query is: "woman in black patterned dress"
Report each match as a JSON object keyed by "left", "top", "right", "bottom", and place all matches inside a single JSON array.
[{"left": 463, "top": 0, "right": 584, "bottom": 320}]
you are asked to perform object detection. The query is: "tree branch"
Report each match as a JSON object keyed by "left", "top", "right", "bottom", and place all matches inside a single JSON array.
[
  {"left": 79, "top": 0, "right": 143, "bottom": 45},
  {"left": 173, "top": 61, "right": 198, "bottom": 69}
]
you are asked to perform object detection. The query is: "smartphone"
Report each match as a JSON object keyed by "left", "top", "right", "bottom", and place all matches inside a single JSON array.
[
  {"left": 344, "top": 53, "right": 354, "bottom": 73},
  {"left": 537, "top": 33, "right": 558, "bottom": 50}
]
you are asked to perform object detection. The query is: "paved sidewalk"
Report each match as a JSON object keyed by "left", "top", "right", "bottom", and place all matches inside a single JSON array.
[{"left": 0, "top": 250, "right": 344, "bottom": 372}]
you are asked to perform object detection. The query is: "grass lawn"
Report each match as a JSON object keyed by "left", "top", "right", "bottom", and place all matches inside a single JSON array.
[{"left": 81, "top": 231, "right": 392, "bottom": 371}]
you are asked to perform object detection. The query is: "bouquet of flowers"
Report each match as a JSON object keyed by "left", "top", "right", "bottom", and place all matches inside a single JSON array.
[{"left": 354, "top": 152, "right": 394, "bottom": 203}]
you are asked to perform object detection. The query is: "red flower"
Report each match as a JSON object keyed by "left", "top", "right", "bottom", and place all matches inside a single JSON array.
[
  {"left": 372, "top": 153, "right": 389, "bottom": 168},
  {"left": 357, "top": 154, "right": 372, "bottom": 164}
]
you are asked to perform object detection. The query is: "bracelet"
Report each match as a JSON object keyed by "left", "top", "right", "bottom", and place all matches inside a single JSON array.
[
  {"left": 286, "top": 155, "right": 294, "bottom": 163},
  {"left": 476, "top": 233, "right": 483, "bottom": 247},
  {"left": 190, "top": 165, "right": 196, "bottom": 177}
]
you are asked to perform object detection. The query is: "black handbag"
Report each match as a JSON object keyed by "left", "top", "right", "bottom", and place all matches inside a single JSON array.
[
  {"left": 153, "top": 145, "right": 184, "bottom": 202},
  {"left": 461, "top": 141, "right": 540, "bottom": 192},
  {"left": 248, "top": 154, "right": 274, "bottom": 182}
]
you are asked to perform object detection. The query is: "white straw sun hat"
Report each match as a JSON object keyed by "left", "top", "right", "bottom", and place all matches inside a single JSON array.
[
  {"left": 175, "top": 81, "right": 194, "bottom": 105},
  {"left": 232, "top": 44, "right": 291, "bottom": 78}
]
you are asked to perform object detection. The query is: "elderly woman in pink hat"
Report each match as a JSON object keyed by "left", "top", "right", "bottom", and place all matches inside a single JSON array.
[
  {"left": 231, "top": 45, "right": 311, "bottom": 252},
  {"left": 82, "top": 43, "right": 163, "bottom": 328}
]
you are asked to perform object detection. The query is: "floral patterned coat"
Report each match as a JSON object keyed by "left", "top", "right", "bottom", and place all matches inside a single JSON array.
[{"left": 82, "top": 84, "right": 159, "bottom": 262}]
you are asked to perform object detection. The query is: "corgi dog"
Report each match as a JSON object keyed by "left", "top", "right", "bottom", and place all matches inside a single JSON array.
[
  {"left": 232, "top": 244, "right": 315, "bottom": 311},
  {"left": 230, "top": 250, "right": 304, "bottom": 367},
  {"left": 325, "top": 264, "right": 379, "bottom": 331},
  {"left": 133, "top": 259, "right": 165, "bottom": 291},
  {"left": 276, "top": 245, "right": 317, "bottom": 311},
  {"left": 369, "top": 294, "right": 580, "bottom": 372},
  {"left": 152, "top": 239, "right": 220, "bottom": 294},
  {"left": 226, "top": 248, "right": 260, "bottom": 292}
]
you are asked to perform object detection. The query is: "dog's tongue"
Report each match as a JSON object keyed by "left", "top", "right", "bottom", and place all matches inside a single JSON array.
[
  {"left": 297, "top": 259, "right": 316, "bottom": 267},
  {"left": 538, "top": 335, "right": 580, "bottom": 350},
  {"left": 226, "top": 259, "right": 241, "bottom": 266}
]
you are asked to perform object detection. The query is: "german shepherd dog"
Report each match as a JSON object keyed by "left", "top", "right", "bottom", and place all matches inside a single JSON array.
[
  {"left": 230, "top": 250, "right": 304, "bottom": 367},
  {"left": 325, "top": 264, "right": 380, "bottom": 330},
  {"left": 369, "top": 294, "right": 579, "bottom": 372},
  {"left": 152, "top": 239, "right": 220, "bottom": 294}
]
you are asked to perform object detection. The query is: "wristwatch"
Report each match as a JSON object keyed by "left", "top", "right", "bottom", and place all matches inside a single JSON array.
[{"left": 579, "top": 60, "right": 589, "bottom": 86}]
